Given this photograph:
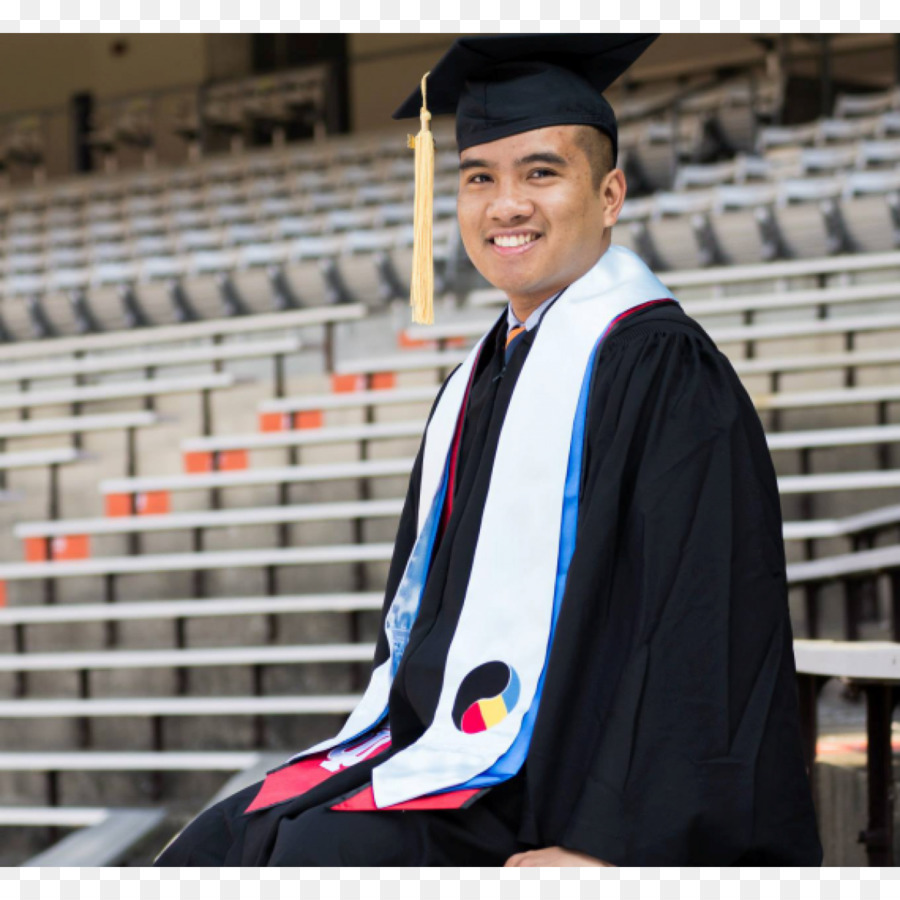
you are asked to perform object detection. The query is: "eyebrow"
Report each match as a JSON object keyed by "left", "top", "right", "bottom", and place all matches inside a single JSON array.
[{"left": 458, "top": 151, "right": 569, "bottom": 172}]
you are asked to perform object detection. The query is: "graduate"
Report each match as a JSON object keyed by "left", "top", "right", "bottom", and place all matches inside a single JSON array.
[{"left": 156, "top": 35, "right": 823, "bottom": 866}]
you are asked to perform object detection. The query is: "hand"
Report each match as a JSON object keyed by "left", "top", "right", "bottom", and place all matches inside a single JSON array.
[{"left": 504, "top": 846, "right": 616, "bottom": 867}]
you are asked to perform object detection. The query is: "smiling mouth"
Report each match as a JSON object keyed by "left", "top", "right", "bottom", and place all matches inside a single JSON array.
[{"left": 489, "top": 233, "right": 541, "bottom": 250}]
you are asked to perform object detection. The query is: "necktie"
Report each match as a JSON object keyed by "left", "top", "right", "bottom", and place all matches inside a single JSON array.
[{"left": 504, "top": 325, "right": 526, "bottom": 365}]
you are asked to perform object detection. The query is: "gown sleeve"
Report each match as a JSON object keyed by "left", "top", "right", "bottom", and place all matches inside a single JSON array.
[{"left": 536, "top": 314, "right": 822, "bottom": 864}]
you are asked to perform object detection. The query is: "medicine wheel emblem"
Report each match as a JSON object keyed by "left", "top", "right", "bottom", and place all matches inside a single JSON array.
[{"left": 452, "top": 661, "right": 521, "bottom": 734}]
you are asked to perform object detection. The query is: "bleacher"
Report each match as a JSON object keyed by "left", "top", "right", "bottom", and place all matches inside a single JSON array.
[{"left": 1, "top": 59, "right": 900, "bottom": 866}]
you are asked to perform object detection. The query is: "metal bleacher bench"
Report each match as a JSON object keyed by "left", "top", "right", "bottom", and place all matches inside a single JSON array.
[
  {"left": 181, "top": 420, "right": 425, "bottom": 456},
  {"left": 99, "top": 456, "right": 415, "bottom": 498},
  {"left": 334, "top": 350, "right": 468, "bottom": 379},
  {"left": 783, "top": 501, "right": 900, "bottom": 543},
  {"left": 404, "top": 309, "right": 900, "bottom": 348},
  {"left": 468, "top": 269, "right": 900, "bottom": 317},
  {"left": 0, "top": 305, "right": 365, "bottom": 374},
  {"left": 182, "top": 409, "right": 900, "bottom": 477},
  {"left": 462, "top": 249, "right": 900, "bottom": 307},
  {"left": 794, "top": 639, "right": 900, "bottom": 866},
  {"left": 787, "top": 534, "right": 900, "bottom": 643},
  {"left": 0, "top": 336, "right": 302, "bottom": 386},
  {"left": 333, "top": 343, "right": 900, "bottom": 398},
  {"left": 187, "top": 418, "right": 900, "bottom": 459},
  {"left": 258, "top": 383, "right": 440, "bottom": 417},
  {"left": 0, "top": 372, "right": 235, "bottom": 412},
  {"left": 15, "top": 498, "right": 404, "bottom": 542},
  {"left": 0, "top": 695, "right": 360, "bottom": 720},
  {"left": 0, "top": 641, "right": 377, "bottom": 674},
  {"left": 15, "top": 805, "right": 167, "bottom": 866},
  {"left": 0, "top": 543, "right": 395, "bottom": 582},
  {"left": 0, "top": 448, "right": 83, "bottom": 471},
  {"left": 17, "top": 490, "right": 880, "bottom": 547},
  {"left": 660, "top": 248, "right": 900, "bottom": 292},
  {"left": 0, "top": 411, "right": 160, "bottom": 441},
  {"left": 0, "top": 591, "right": 384, "bottom": 691},
  {"left": 0, "top": 750, "right": 264, "bottom": 836}
]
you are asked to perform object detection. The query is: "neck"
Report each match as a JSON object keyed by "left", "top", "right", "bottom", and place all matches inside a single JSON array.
[
  {"left": 507, "top": 237, "right": 612, "bottom": 322},
  {"left": 509, "top": 295, "right": 549, "bottom": 324}
]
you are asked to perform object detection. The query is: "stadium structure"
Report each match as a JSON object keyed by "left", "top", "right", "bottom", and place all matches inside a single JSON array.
[{"left": 0, "top": 33, "right": 898, "bottom": 865}]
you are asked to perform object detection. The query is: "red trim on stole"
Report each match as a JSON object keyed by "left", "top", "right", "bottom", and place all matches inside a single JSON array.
[
  {"left": 331, "top": 785, "right": 481, "bottom": 812},
  {"left": 436, "top": 345, "right": 482, "bottom": 541},
  {"left": 245, "top": 730, "right": 391, "bottom": 814},
  {"left": 606, "top": 298, "right": 675, "bottom": 333}
]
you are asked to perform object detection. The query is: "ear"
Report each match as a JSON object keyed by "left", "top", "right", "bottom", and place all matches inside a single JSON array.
[{"left": 600, "top": 168, "right": 627, "bottom": 228}]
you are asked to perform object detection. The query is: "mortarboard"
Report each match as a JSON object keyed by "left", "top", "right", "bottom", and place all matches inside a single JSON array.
[
  {"left": 393, "top": 34, "right": 659, "bottom": 325},
  {"left": 393, "top": 34, "right": 658, "bottom": 161}
]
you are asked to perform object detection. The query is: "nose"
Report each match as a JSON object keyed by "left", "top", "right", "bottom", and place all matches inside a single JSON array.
[{"left": 486, "top": 183, "right": 534, "bottom": 223}]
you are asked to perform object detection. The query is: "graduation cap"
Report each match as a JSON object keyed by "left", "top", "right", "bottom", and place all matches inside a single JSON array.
[{"left": 393, "top": 34, "right": 658, "bottom": 325}]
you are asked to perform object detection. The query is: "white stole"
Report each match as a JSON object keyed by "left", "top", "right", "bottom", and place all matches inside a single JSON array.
[{"left": 288, "top": 246, "right": 675, "bottom": 808}]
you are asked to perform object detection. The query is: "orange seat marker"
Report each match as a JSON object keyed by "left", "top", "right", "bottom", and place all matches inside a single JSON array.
[
  {"left": 105, "top": 493, "right": 133, "bottom": 518},
  {"left": 24, "top": 537, "right": 48, "bottom": 563},
  {"left": 331, "top": 374, "right": 365, "bottom": 393},
  {"left": 295, "top": 410, "right": 323, "bottom": 429},
  {"left": 371, "top": 372, "right": 396, "bottom": 391},
  {"left": 52, "top": 535, "right": 90, "bottom": 561},
  {"left": 260, "top": 412, "right": 291, "bottom": 433},
  {"left": 184, "top": 451, "right": 213, "bottom": 474},
  {"left": 218, "top": 449, "right": 249, "bottom": 471},
  {"left": 398, "top": 332, "right": 437, "bottom": 350},
  {"left": 137, "top": 491, "right": 170, "bottom": 516}
]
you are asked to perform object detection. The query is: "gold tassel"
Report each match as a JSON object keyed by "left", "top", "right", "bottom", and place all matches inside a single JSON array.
[{"left": 408, "top": 72, "right": 435, "bottom": 325}]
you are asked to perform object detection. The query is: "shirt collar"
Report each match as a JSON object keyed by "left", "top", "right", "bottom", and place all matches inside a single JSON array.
[{"left": 506, "top": 292, "right": 561, "bottom": 333}]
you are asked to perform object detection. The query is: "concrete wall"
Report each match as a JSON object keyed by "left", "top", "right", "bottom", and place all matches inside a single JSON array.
[{"left": 0, "top": 35, "right": 207, "bottom": 114}]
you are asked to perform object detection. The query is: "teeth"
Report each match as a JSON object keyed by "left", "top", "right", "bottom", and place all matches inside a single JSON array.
[{"left": 493, "top": 233, "right": 537, "bottom": 248}]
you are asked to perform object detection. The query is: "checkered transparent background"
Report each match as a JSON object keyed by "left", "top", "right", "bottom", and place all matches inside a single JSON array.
[
  {"left": 0, "top": 1, "right": 895, "bottom": 890},
  {"left": 0, "top": 0, "right": 895, "bottom": 32},
  {"left": 3, "top": 866, "right": 900, "bottom": 897}
]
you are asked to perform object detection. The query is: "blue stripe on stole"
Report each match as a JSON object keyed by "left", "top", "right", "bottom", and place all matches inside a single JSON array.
[
  {"left": 387, "top": 466, "right": 451, "bottom": 678},
  {"left": 333, "top": 463, "right": 451, "bottom": 747},
  {"left": 451, "top": 336, "right": 602, "bottom": 792}
]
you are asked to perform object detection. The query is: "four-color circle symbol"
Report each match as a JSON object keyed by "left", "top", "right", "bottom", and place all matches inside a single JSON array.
[{"left": 452, "top": 661, "right": 521, "bottom": 734}]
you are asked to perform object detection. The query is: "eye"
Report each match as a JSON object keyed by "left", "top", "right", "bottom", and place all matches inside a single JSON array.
[
  {"left": 464, "top": 172, "right": 492, "bottom": 185},
  {"left": 529, "top": 167, "right": 558, "bottom": 179}
]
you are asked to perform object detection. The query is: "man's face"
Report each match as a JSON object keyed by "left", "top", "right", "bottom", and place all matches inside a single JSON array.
[{"left": 456, "top": 124, "right": 617, "bottom": 310}]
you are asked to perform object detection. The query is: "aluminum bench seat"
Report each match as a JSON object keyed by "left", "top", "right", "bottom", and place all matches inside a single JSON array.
[
  {"left": 13, "top": 806, "right": 167, "bottom": 866},
  {"left": 0, "top": 592, "right": 383, "bottom": 627},
  {"left": 0, "top": 448, "right": 83, "bottom": 471},
  {"left": 100, "top": 456, "right": 414, "bottom": 497},
  {"left": 182, "top": 420, "right": 424, "bottom": 454},
  {"left": 15, "top": 499, "right": 404, "bottom": 540},
  {"left": 259, "top": 384, "right": 439, "bottom": 416},
  {"left": 0, "top": 372, "right": 234, "bottom": 412},
  {"left": 0, "top": 336, "right": 301, "bottom": 386},
  {"left": 335, "top": 351, "right": 468, "bottom": 378},
  {"left": 788, "top": 544, "right": 900, "bottom": 585},
  {"left": 0, "top": 641, "right": 377, "bottom": 673},
  {"left": 404, "top": 310, "right": 900, "bottom": 345},
  {"left": 0, "top": 542, "right": 395, "bottom": 582},
  {"left": 0, "top": 695, "right": 359, "bottom": 718},
  {"left": 0, "top": 411, "right": 160, "bottom": 441},
  {"left": 0, "top": 305, "right": 364, "bottom": 364}
]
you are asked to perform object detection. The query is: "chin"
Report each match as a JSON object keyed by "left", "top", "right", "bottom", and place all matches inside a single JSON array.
[{"left": 475, "top": 263, "right": 540, "bottom": 296}]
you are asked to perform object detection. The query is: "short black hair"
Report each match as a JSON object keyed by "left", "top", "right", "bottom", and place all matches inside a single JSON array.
[{"left": 575, "top": 126, "right": 615, "bottom": 192}]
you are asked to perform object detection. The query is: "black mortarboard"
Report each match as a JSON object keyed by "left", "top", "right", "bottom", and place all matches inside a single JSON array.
[{"left": 393, "top": 34, "right": 658, "bottom": 161}]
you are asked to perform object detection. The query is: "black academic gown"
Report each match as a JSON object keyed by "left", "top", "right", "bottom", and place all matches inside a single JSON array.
[
  {"left": 158, "top": 300, "right": 823, "bottom": 866},
  {"left": 374, "top": 299, "right": 822, "bottom": 865}
]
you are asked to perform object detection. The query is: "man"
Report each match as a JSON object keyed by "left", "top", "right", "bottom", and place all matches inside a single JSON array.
[{"left": 157, "top": 35, "right": 823, "bottom": 866}]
